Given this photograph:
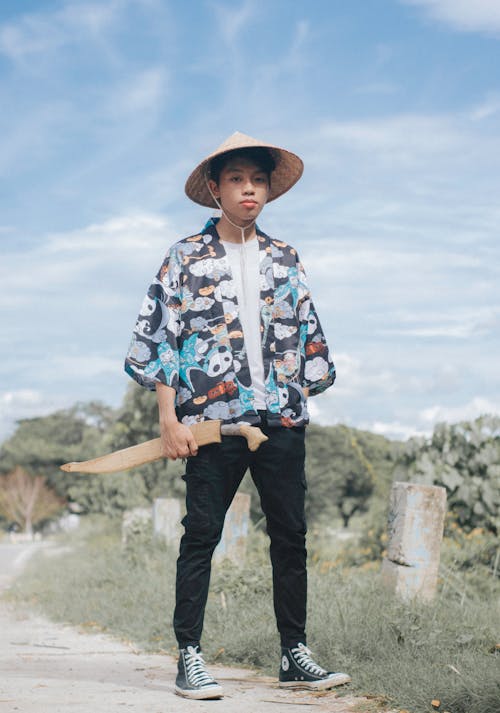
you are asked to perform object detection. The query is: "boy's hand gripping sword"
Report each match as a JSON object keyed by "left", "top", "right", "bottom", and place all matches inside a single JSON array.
[{"left": 60, "top": 420, "right": 268, "bottom": 474}]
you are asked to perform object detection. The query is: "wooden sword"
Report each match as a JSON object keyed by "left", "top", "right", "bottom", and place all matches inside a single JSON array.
[{"left": 60, "top": 420, "right": 268, "bottom": 475}]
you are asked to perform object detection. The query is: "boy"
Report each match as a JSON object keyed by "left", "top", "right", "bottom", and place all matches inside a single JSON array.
[{"left": 125, "top": 132, "right": 351, "bottom": 699}]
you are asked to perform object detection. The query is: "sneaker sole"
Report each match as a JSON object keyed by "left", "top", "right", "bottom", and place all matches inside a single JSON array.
[
  {"left": 175, "top": 684, "right": 224, "bottom": 700},
  {"left": 279, "top": 673, "right": 352, "bottom": 690}
]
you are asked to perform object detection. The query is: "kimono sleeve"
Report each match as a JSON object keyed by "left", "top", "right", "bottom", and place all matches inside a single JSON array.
[
  {"left": 124, "top": 246, "right": 183, "bottom": 392},
  {"left": 295, "top": 255, "right": 336, "bottom": 397}
]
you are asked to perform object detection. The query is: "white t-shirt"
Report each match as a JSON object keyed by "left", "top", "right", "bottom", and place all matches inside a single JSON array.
[{"left": 222, "top": 238, "right": 267, "bottom": 410}]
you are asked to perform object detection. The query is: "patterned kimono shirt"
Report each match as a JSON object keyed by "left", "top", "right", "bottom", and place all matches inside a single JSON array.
[{"left": 125, "top": 219, "right": 336, "bottom": 428}]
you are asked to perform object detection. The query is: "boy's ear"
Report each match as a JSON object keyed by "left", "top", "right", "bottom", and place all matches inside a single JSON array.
[{"left": 207, "top": 178, "right": 220, "bottom": 199}]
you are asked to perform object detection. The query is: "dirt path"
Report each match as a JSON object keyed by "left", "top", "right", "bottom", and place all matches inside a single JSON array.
[{"left": 0, "top": 543, "right": 377, "bottom": 713}]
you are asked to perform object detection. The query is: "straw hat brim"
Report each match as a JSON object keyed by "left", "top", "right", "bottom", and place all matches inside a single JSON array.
[{"left": 185, "top": 131, "right": 304, "bottom": 208}]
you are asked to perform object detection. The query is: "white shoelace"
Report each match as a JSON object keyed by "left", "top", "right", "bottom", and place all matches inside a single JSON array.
[
  {"left": 291, "top": 644, "right": 328, "bottom": 676},
  {"left": 184, "top": 646, "right": 216, "bottom": 687}
]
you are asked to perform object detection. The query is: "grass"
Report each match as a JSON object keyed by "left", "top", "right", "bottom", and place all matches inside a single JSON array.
[{"left": 6, "top": 515, "right": 500, "bottom": 713}]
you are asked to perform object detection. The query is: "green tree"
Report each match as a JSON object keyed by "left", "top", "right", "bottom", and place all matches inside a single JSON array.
[
  {"left": 0, "top": 401, "right": 114, "bottom": 488},
  {"left": 396, "top": 415, "right": 500, "bottom": 534},
  {"left": 304, "top": 424, "right": 387, "bottom": 528},
  {"left": 66, "top": 470, "right": 149, "bottom": 517},
  {"left": 0, "top": 401, "right": 150, "bottom": 516},
  {"left": 240, "top": 423, "right": 396, "bottom": 529},
  {"left": 0, "top": 386, "right": 193, "bottom": 516},
  {"left": 63, "top": 384, "right": 186, "bottom": 513},
  {"left": 104, "top": 383, "right": 186, "bottom": 500}
]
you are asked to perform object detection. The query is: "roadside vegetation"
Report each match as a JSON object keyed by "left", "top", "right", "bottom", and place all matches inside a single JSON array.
[{"left": 8, "top": 516, "right": 499, "bottom": 713}]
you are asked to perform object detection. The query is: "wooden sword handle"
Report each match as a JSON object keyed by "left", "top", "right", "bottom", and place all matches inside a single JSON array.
[{"left": 220, "top": 423, "right": 269, "bottom": 451}]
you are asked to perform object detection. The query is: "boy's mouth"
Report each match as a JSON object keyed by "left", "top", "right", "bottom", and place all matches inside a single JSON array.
[{"left": 240, "top": 200, "right": 258, "bottom": 208}]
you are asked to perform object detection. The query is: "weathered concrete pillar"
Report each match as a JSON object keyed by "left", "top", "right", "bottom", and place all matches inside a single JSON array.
[
  {"left": 121, "top": 507, "right": 152, "bottom": 544},
  {"left": 214, "top": 492, "right": 251, "bottom": 565},
  {"left": 381, "top": 481, "right": 447, "bottom": 602},
  {"left": 153, "top": 498, "right": 182, "bottom": 545}
]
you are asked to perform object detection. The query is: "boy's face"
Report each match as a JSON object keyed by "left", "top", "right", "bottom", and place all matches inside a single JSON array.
[{"left": 208, "top": 157, "right": 270, "bottom": 223}]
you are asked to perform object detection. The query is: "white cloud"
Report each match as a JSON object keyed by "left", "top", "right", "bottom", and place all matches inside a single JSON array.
[
  {"left": 0, "top": 16, "right": 63, "bottom": 59},
  {"left": 354, "top": 82, "right": 399, "bottom": 96},
  {"left": 290, "top": 111, "right": 500, "bottom": 222},
  {"left": 306, "top": 390, "right": 343, "bottom": 427},
  {"left": 0, "top": 211, "right": 184, "bottom": 440},
  {"left": 1, "top": 389, "right": 43, "bottom": 409},
  {"left": 201, "top": 11, "right": 312, "bottom": 110},
  {"left": 0, "top": 2, "right": 121, "bottom": 61},
  {"left": 210, "top": 0, "right": 256, "bottom": 47},
  {"left": 282, "top": 19, "right": 311, "bottom": 73},
  {"left": 61, "top": 2, "right": 121, "bottom": 35},
  {"left": 374, "top": 43, "right": 395, "bottom": 67},
  {"left": 280, "top": 111, "right": 500, "bottom": 285},
  {"left": 311, "top": 353, "right": 402, "bottom": 400},
  {"left": 50, "top": 354, "right": 121, "bottom": 380},
  {"left": 380, "top": 307, "right": 500, "bottom": 339},
  {"left": 470, "top": 93, "right": 500, "bottom": 121},
  {"left": 419, "top": 397, "right": 500, "bottom": 425},
  {"left": 364, "top": 396, "right": 500, "bottom": 441},
  {"left": 46, "top": 213, "right": 172, "bottom": 253},
  {"left": 307, "top": 391, "right": 431, "bottom": 441},
  {"left": 300, "top": 241, "right": 499, "bottom": 326},
  {"left": 0, "top": 213, "right": 175, "bottom": 309},
  {"left": 303, "top": 243, "right": 433, "bottom": 278},
  {"left": 0, "top": 102, "right": 73, "bottom": 176},
  {"left": 1, "top": 8, "right": 499, "bottom": 447},
  {"left": 108, "top": 67, "right": 168, "bottom": 115},
  {"left": 316, "top": 114, "right": 464, "bottom": 164},
  {"left": 0, "top": 389, "right": 67, "bottom": 442},
  {"left": 370, "top": 420, "right": 429, "bottom": 440},
  {"left": 402, "top": 0, "right": 500, "bottom": 35}
]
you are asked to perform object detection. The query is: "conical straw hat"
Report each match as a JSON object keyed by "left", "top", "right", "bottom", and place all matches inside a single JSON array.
[{"left": 185, "top": 131, "right": 304, "bottom": 208}]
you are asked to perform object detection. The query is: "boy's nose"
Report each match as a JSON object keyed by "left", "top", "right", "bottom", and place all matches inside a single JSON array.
[{"left": 242, "top": 180, "right": 255, "bottom": 194}]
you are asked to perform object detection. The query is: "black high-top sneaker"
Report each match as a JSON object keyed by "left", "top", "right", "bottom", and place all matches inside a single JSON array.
[
  {"left": 175, "top": 645, "right": 223, "bottom": 699},
  {"left": 279, "top": 643, "right": 351, "bottom": 690}
]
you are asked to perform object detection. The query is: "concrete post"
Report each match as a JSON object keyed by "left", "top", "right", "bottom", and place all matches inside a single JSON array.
[
  {"left": 214, "top": 492, "right": 251, "bottom": 565},
  {"left": 121, "top": 507, "right": 152, "bottom": 544},
  {"left": 381, "top": 481, "right": 447, "bottom": 602},
  {"left": 153, "top": 498, "right": 182, "bottom": 545}
]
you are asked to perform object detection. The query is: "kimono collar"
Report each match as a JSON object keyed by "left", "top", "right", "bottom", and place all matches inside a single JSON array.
[{"left": 202, "top": 216, "right": 265, "bottom": 240}]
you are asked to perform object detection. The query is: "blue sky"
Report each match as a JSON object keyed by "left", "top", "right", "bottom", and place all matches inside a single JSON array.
[{"left": 1, "top": 0, "right": 500, "bottom": 442}]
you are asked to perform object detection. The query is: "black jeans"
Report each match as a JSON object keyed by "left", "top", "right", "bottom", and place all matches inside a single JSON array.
[{"left": 173, "top": 414, "right": 307, "bottom": 649}]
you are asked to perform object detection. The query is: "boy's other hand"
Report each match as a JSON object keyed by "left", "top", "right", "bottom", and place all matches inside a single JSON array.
[{"left": 160, "top": 420, "right": 199, "bottom": 460}]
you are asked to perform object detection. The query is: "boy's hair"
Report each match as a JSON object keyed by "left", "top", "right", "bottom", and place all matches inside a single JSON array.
[{"left": 209, "top": 146, "right": 276, "bottom": 185}]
